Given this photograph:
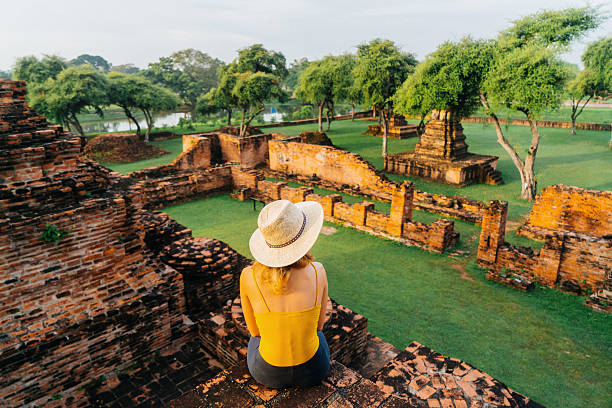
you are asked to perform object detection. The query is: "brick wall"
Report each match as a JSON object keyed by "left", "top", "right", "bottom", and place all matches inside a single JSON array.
[
  {"left": 518, "top": 184, "right": 612, "bottom": 240},
  {"left": 266, "top": 139, "right": 488, "bottom": 223},
  {"left": 477, "top": 200, "right": 612, "bottom": 294},
  {"left": 217, "top": 133, "right": 271, "bottom": 168},
  {"left": 231, "top": 168, "right": 459, "bottom": 254}
]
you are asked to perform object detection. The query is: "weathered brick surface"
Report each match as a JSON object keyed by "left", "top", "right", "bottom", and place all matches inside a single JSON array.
[
  {"left": 518, "top": 184, "right": 612, "bottom": 240},
  {"left": 477, "top": 198, "right": 612, "bottom": 297},
  {"left": 231, "top": 168, "right": 459, "bottom": 254},
  {"left": 371, "top": 342, "right": 544, "bottom": 408},
  {"left": 385, "top": 110, "right": 502, "bottom": 186},
  {"left": 0, "top": 79, "right": 192, "bottom": 407}
]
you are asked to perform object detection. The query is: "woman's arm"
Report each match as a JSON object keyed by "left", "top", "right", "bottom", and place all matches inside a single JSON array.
[
  {"left": 240, "top": 267, "right": 260, "bottom": 337},
  {"left": 315, "top": 263, "right": 328, "bottom": 331}
]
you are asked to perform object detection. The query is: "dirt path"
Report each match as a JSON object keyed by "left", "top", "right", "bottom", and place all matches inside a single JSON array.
[{"left": 450, "top": 263, "right": 475, "bottom": 281}]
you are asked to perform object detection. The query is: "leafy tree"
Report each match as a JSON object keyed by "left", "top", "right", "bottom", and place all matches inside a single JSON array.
[
  {"left": 142, "top": 49, "right": 224, "bottom": 116},
  {"left": 295, "top": 55, "right": 354, "bottom": 131},
  {"left": 70, "top": 54, "right": 112, "bottom": 73},
  {"left": 567, "top": 68, "right": 598, "bottom": 135},
  {"left": 111, "top": 63, "right": 140, "bottom": 74},
  {"left": 235, "top": 44, "right": 288, "bottom": 79},
  {"left": 480, "top": 7, "right": 602, "bottom": 201},
  {"left": 353, "top": 39, "right": 417, "bottom": 157},
  {"left": 285, "top": 58, "right": 310, "bottom": 93},
  {"left": 582, "top": 37, "right": 612, "bottom": 95},
  {"left": 196, "top": 64, "right": 238, "bottom": 125},
  {"left": 0, "top": 70, "right": 11, "bottom": 79},
  {"left": 107, "top": 72, "right": 180, "bottom": 141},
  {"left": 394, "top": 37, "right": 495, "bottom": 120},
  {"left": 197, "top": 44, "right": 288, "bottom": 135},
  {"left": 233, "top": 71, "right": 285, "bottom": 136},
  {"left": 29, "top": 65, "right": 109, "bottom": 136},
  {"left": 12, "top": 55, "right": 67, "bottom": 84}
]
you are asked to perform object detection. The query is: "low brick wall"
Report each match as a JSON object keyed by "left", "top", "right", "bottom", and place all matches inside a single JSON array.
[
  {"left": 477, "top": 200, "right": 612, "bottom": 295},
  {"left": 256, "top": 110, "right": 373, "bottom": 129},
  {"left": 129, "top": 165, "right": 234, "bottom": 209},
  {"left": 266, "top": 139, "right": 488, "bottom": 224},
  {"left": 231, "top": 168, "right": 459, "bottom": 254},
  {"left": 462, "top": 115, "right": 611, "bottom": 131},
  {"left": 518, "top": 184, "right": 612, "bottom": 240}
]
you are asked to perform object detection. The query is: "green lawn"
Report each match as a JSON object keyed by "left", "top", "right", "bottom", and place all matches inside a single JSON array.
[
  {"left": 102, "top": 137, "right": 185, "bottom": 175},
  {"left": 470, "top": 105, "right": 612, "bottom": 124},
  {"left": 268, "top": 119, "right": 612, "bottom": 223},
  {"left": 162, "top": 194, "right": 612, "bottom": 408},
  {"left": 102, "top": 117, "right": 611, "bottom": 406}
]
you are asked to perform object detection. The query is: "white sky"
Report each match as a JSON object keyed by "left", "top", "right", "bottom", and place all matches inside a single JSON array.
[{"left": 2, "top": 0, "right": 610, "bottom": 71}]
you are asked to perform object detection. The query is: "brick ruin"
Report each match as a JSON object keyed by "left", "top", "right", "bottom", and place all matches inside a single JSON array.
[
  {"left": 266, "top": 136, "right": 489, "bottom": 224},
  {"left": 1, "top": 79, "right": 550, "bottom": 406},
  {"left": 476, "top": 198, "right": 612, "bottom": 311},
  {"left": 363, "top": 114, "right": 419, "bottom": 139},
  {"left": 385, "top": 110, "right": 503, "bottom": 186},
  {"left": 231, "top": 167, "right": 458, "bottom": 254}
]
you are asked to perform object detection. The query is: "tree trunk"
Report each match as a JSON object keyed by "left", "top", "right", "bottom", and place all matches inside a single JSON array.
[
  {"left": 140, "top": 109, "right": 153, "bottom": 143},
  {"left": 325, "top": 101, "right": 334, "bottom": 131},
  {"left": 123, "top": 107, "right": 141, "bottom": 139},
  {"left": 318, "top": 103, "right": 323, "bottom": 132},
  {"left": 480, "top": 93, "right": 538, "bottom": 201},
  {"left": 69, "top": 113, "right": 85, "bottom": 137},
  {"left": 227, "top": 109, "right": 232, "bottom": 126},
  {"left": 381, "top": 108, "right": 388, "bottom": 158},
  {"left": 351, "top": 102, "right": 355, "bottom": 121},
  {"left": 240, "top": 109, "right": 246, "bottom": 137}
]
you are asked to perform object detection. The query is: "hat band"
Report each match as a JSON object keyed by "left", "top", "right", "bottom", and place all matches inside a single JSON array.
[{"left": 265, "top": 212, "right": 307, "bottom": 248}]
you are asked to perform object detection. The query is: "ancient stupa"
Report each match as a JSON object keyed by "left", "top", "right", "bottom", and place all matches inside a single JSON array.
[{"left": 385, "top": 110, "right": 503, "bottom": 186}]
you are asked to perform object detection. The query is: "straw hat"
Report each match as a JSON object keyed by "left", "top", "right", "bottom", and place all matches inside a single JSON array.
[{"left": 249, "top": 200, "right": 324, "bottom": 267}]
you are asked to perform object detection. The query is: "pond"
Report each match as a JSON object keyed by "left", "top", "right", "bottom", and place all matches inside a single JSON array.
[{"left": 81, "top": 112, "right": 188, "bottom": 134}]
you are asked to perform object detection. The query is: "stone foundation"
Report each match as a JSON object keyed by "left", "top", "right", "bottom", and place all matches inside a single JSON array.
[
  {"left": 364, "top": 115, "right": 419, "bottom": 139},
  {"left": 385, "top": 110, "right": 502, "bottom": 186}
]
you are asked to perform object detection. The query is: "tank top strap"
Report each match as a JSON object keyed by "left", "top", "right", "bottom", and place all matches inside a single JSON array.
[
  {"left": 252, "top": 267, "right": 270, "bottom": 312},
  {"left": 311, "top": 262, "right": 319, "bottom": 307}
]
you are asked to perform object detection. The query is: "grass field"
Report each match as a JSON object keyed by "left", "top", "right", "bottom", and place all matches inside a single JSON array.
[
  {"left": 163, "top": 194, "right": 612, "bottom": 408},
  {"left": 106, "top": 118, "right": 612, "bottom": 407}
]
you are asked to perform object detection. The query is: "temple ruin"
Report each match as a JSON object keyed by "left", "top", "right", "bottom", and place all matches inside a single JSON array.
[
  {"left": 4, "top": 78, "right": 609, "bottom": 406},
  {"left": 385, "top": 110, "right": 503, "bottom": 186},
  {"left": 363, "top": 114, "right": 419, "bottom": 139}
]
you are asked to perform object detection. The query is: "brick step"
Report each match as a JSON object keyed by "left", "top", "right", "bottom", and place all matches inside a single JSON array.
[{"left": 482, "top": 164, "right": 505, "bottom": 185}]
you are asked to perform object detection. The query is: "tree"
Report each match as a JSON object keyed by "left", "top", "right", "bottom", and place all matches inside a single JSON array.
[
  {"left": 235, "top": 44, "right": 288, "bottom": 79},
  {"left": 0, "top": 70, "right": 10, "bottom": 79},
  {"left": 353, "top": 39, "right": 417, "bottom": 157},
  {"left": 111, "top": 63, "right": 140, "bottom": 74},
  {"left": 142, "top": 49, "right": 224, "bottom": 116},
  {"left": 233, "top": 71, "right": 285, "bottom": 136},
  {"left": 285, "top": 58, "right": 310, "bottom": 93},
  {"left": 394, "top": 37, "right": 495, "bottom": 120},
  {"left": 12, "top": 55, "right": 67, "bottom": 84},
  {"left": 196, "top": 64, "right": 238, "bottom": 125},
  {"left": 567, "top": 67, "right": 598, "bottom": 135},
  {"left": 479, "top": 7, "right": 602, "bottom": 201},
  {"left": 295, "top": 55, "right": 355, "bottom": 131},
  {"left": 582, "top": 37, "right": 612, "bottom": 96},
  {"left": 70, "top": 54, "right": 112, "bottom": 73},
  {"left": 29, "top": 65, "right": 109, "bottom": 137},
  {"left": 107, "top": 72, "right": 179, "bottom": 141}
]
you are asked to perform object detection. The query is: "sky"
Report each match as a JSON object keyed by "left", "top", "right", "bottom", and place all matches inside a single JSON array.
[{"left": 2, "top": 0, "right": 610, "bottom": 72}]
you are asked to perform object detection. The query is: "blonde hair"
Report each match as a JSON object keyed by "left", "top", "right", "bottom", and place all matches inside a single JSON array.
[{"left": 253, "top": 252, "right": 314, "bottom": 295}]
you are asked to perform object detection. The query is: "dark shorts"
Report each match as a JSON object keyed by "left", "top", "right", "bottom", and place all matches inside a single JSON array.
[{"left": 247, "top": 331, "right": 330, "bottom": 389}]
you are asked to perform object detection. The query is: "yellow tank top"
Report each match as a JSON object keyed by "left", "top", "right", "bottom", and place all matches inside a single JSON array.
[{"left": 252, "top": 263, "right": 321, "bottom": 367}]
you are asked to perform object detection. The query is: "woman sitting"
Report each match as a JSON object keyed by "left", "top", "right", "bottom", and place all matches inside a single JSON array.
[{"left": 240, "top": 199, "right": 330, "bottom": 388}]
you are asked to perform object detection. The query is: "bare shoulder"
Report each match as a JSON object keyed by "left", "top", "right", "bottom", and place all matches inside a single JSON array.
[
  {"left": 312, "top": 261, "right": 328, "bottom": 282},
  {"left": 240, "top": 265, "right": 253, "bottom": 284}
]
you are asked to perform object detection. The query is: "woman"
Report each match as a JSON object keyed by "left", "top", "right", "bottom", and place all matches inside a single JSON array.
[{"left": 240, "top": 199, "right": 330, "bottom": 388}]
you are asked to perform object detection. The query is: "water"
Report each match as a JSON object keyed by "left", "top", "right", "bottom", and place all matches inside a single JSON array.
[{"left": 81, "top": 112, "right": 188, "bottom": 134}]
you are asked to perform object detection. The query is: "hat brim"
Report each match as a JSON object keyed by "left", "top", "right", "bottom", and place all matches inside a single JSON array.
[{"left": 249, "top": 201, "right": 324, "bottom": 267}]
